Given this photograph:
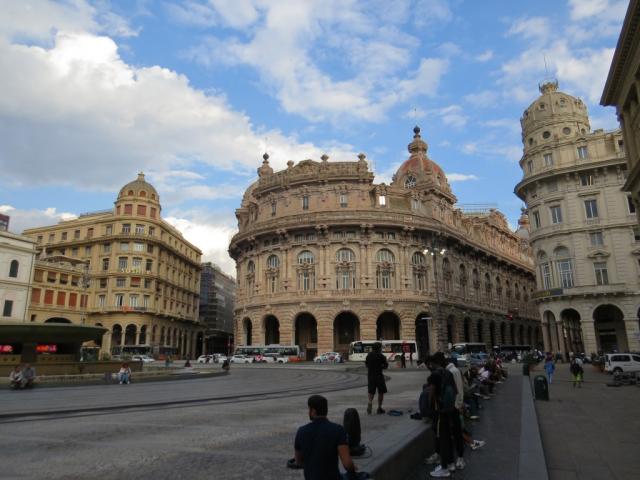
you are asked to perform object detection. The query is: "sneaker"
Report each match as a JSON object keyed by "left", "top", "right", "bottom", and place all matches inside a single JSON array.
[
  {"left": 469, "top": 415, "right": 479, "bottom": 420},
  {"left": 377, "top": 407, "right": 386, "bottom": 414},
  {"left": 455, "top": 458, "right": 466, "bottom": 470},
  {"left": 425, "top": 453, "right": 440, "bottom": 464},
  {"left": 471, "top": 440, "right": 485, "bottom": 451},
  {"left": 429, "top": 465, "right": 451, "bottom": 478},
  {"left": 447, "top": 463, "right": 456, "bottom": 472},
  {"left": 366, "top": 403, "right": 372, "bottom": 415}
]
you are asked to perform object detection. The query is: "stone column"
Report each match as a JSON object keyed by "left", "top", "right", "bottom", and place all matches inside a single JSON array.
[
  {"left": 580, "top": 319, "right": 598, "bottom": 356},
  {"left": 624, "top": 319, "right": 639, "bottom": 352}
]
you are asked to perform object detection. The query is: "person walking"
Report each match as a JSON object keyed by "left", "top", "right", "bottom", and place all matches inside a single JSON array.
[
  {"left": 570, "top": 357, "right": 584, "bottom": 388},
  {"left": 445, "top": 354, "right": 465, "bottom": 471},
  {"left": 293, "top": 395, "right": 357, "bottom": 480},
  {"left": 544, "top": 356, "right": 555, "bottom": 385},
  {"left": 365, "top": 342, "right": 388, "bottom": 414}
]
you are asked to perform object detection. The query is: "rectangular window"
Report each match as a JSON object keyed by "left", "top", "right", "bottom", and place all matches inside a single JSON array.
[
  {"left": 144, "top": 278, "right": 152, "bottom": 289},
  {"left": 577, "top": 146, "right": 588, "bottom": 159},
  {"left": 84, "top": 246, "right": 91, "bottom": 256},
  {"left": 48, "top": 233, "right": 55, "bottom": 243},
  {"left": 580, "top": 173, "right": 593, "bottom": 186},
  {"left": 44, "top": 290, "right": 54, "bottom": 304},
  {"left": 56, "top": 292, "right": 66, "bottom": 306},
  {"left": 69, "top": 293, "right": 77, "bottom": 307},
  {"left": 135, "top": 224, "right": 144, "bottom": 235},
  {"left": 532, "top": 211, "right": 541, "bottom": 229},
  {"left": 589, "top": 231, "right": 604, "bottom": 246},
  {"left": 116, "top": 278, "right": 126, "bottom": 287},
  {"left": 98, "top": 295, "right": 106, "bottom": 307},
  {"left": 118, "top": 257, "right": 128, "bottom": 270},
  {"left": 115, "top": 294, "right": 124, "bottom": 307},
  {"left": 132, "top": 258, "right": 142, "bottom": 270},
  {"left": 146, "top": 259, "right": 153, "bottom": 272},
  {"left": 302, "top": 196, "right": 309, "bottom": 210},
  {"left": 527, "top": 160, "right": 533, "bottom": 173},
  {"left": 137, "top": 205, "right": 146, "bottom": 216},
  {"left": 102, "top": 258, "right": 110, "bottom": 271},
  {"left": 103, "top": 243, "right": 111, "bottom": 253},
  {"left": 80, "top": 295, "right": 87, "bottom": 308},
  {"left": 543, "top": 153, "right": 553, "bottom": 166},
  {"left": 59, "top": 274, "right": 68, "bottom": 285},
  {"left": 379, "top": 195, "right": 386, "bottom": 206},
  {"left": 2, "top": 300, "right": 12, "bottom": 317},
  {"left": 131, "top": 277, "right": 141, "bottom": 287},
  {"left": 120, "top": 242, "right": 129, "bottom": 251},
  {"left": 148, "top": 227, "right": 155, "bottom": 236},
  {"left": 134, "top": 242, "right": 144, "bottom": 252},
  {"left": 584, "top": 199, "right": 598, "bottom": 219},
  {"left": 87, "top": 228, "right": 93, "bottom": 238},
  {"left": 411, "top": 198, "right": 420, "bottom": 211},
  {"left": 633, "top": 227, "right": 640, "bottom": 243},
  {"left": 150, "top": 207, "right": 157, "bottom": 219},
  {"left": 271, "top": 202, "right": 276, "bottom": 216},
  {"left": 74, "top": 230, "right": 80, "bottom": 239},
  {"left": 557, "top": 260, "right": 574, "bottom": 288},
  {"left": 31, "top": 288, "right": 41, "bottom": 304},
  {"left": 124, "top": 204, "right": 133, "bottom": 215},
  {"left": 541, "top": 263, "right": 552, "bottom": 289},
  {"left": 71, "top": 247, "right": 78, "bottom": 257},
  {"left": 122, "top": 224, "right": 131, "bottom": 234},
  {"left": 550, "top": 206, "right": 563, "bottom": 224},
  {"left": 628, "top": 196, "right": 636, "bottom": 214},
  {"left": 339, "top": 194, "right": 348, "bottom": 208},
  {"left": 37, "top": 235, "right": 43, "bottom": 244},
  {"left": 105, "top": 225, "right": 113, "bottom": 235},
  {"left": 594, "top": 262, "right": 609, "bottom": 285},
  {"left": 147, "top": 244, "right": 153, "bottom": 254},
  {"left": 129, "top": 295, "right": 138, "bottom": 307},
  {"left": 143, "top": 295, "right": 150, "bottom": 308},
  {"left": 99, "top": 278, "right": 107, "bottom": 288},
  {"left": 61, "top": 232, "right": 68, "bottom": 240}
]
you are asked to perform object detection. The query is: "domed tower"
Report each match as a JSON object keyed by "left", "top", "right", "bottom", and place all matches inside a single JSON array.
[
  {"left": 391, "top": 126, "right": 456, "bottom": 205},
  {"left": 115, "top": 172, "right": 161, "bottom": 220}
]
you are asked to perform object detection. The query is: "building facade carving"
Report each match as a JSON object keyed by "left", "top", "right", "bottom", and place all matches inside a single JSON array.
[
  {"left": 230, "top": 128, "right": 541, "bottom": 360},
  {"left": 516, "top": 81, "right": 640, "bottom": 355},
  {"left": 22, "top": 173, "right": 205, "bottom": 359}
]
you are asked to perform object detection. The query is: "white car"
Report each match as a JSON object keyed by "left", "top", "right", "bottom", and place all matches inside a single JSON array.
[
  {"left": 314, "top": 352, "right": 342, "bottom": 363},
  {"left": 230, "top": 354, "right": 252, "bottom": 364},
  {"left": 132, "top": 355, "right": 155, "bottom": 363},
  {"left": 263, "top": 353, "right": 289, "bottom": 363},
  {"left": 213, "top": 354, "right": 228, "bottom": 363},
  {"left": 197, "top": 355, "right": 213, "bottom": 363},
  {"left": 604, "top": 353, "right": 640, "bottom": 373}
]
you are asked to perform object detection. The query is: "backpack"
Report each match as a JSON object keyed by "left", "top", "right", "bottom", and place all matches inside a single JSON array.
[
  {"left": 437, "top": 369, "right": 458, "bottom": 413},
  {"left": 570, "top": 362, "right": 583, "bottom": 375},
  {"left": 419, "top": 385, "right": 435, "bottom": 420}
]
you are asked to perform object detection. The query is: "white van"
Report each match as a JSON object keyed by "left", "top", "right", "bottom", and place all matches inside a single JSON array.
[{"left": 604, "top": 353, "right": 640, "bottom": 374}]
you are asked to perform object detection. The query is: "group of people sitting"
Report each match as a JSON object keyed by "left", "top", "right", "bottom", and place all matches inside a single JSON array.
[
  {"left": 419, "top": 352, "right": 507, "bottom": 478},
  {"left": 8, "top": 364, "right": 36, "bottom": 390}
]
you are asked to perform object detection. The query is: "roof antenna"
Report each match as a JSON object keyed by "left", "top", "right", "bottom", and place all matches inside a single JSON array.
[
  {"left": 543, "top": 54, "right": 549, "bottom": 78},
  {"left": 539, "top": 55, "right": 558, "bottom": 94}
]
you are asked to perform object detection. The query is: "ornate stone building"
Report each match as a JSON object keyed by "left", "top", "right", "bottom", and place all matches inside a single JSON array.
[
  {"left": 515, "top": 81, "right": 640, "bottom": 356},
  {"left": 0, "top": 230, "right": 37, "bottom": 322},
  {"left": 23, "top": 174, "right": 205, "bottom": 359},
  {"left": 230, "top": 128, "right": 540, "bottom": 360}
]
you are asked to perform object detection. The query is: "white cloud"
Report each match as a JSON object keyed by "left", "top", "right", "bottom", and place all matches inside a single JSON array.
[
  {"left": 481, "top": 118, "right": 521, "bottom": 134},
  {"left": 437, "top": 42, "right": 462, "bottom": 57},
  {"left": 438, "top": 105, "right": 467, "bottom": 128},
  {"left": 447, "top": 173, "right": 478, "bottom": 182},
  {"left": 0, "top": 205, "right": 77, "bottom": 234},
  {"left": 463, "top": 90, "right": 499, "bottom": 108},
  {"left": 475, "top": 50, "right": 494, "bottom": 62},
  {"left": 506, "top": 17, "right": 551, "bottom": 42},
  {"left": 460, "top": 142, "right": 521, "bottom": 163},
  {"left": 413, "top": 0, "right": 453, "bottom": 27},
  {"left": 568, "top": 0, "right": 627, "bottom": 22}
]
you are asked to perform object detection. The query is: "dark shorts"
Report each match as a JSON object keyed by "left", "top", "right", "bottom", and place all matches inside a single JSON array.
[{"left": 368, "top": 377, "right": 387, "bottom": 394}]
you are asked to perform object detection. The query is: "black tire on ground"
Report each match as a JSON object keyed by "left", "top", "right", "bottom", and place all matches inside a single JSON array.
[
  {"left": 343, "top": 407, "right": 361, "bottom": 448},
  {"left": 614, "top": 367, "right": 623, "bottom": 373}
]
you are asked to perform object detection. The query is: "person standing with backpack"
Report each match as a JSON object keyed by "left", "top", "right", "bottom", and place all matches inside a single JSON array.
[
  {"left": 427, "top": 352, "right": 458, "bottom": 478},
  {"left": 365, "top": 342, "right": 388, "bottom": 414},
  {"left": 570, "top": 357, "right": 584, "bottom": 388}
]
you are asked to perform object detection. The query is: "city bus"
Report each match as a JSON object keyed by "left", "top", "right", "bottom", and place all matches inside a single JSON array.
[
  {"left": 235, "top": 344, "right": 302, "bottom": 362},
  {"left": 348, "top": 340, "right": 417, "bottom": 362}
]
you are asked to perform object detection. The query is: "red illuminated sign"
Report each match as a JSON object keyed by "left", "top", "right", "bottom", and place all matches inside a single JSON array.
[
  {"left": 36, "top": 344, "right": 58, "bottom": 353},
  {"left": 0, "top": 345, "right": 14, "bottom": 353}
]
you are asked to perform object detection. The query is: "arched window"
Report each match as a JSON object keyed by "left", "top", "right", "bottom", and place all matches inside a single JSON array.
[
  {"left": 459, "top": 264, "right": 467, "bottom": 297},
  {"left": 412, "top": 252, "right": 427, "bottom": 291},
  {"left": 246, "top": 260, "right": 255, "bottom": 293},
  {"left": 297, "top": 251, "right": 315, "bottom": 291},
  {"left": 265, "top": 255, "right": 280, "bottom": 293},
  {"left": 495, "top": 275, "right": 502, "bottom": 299},
  {"left": 376, "top": 249, "right": 395, "bottom": 289},
  {"left": 485, "top": 273, "right": 492, "bottom": 299},
  {"left": 297, "top": 251, "right": 315, "bottom": 264},
  {"left": 247, "top": 260, "right": 255, "bottom": 273},
  {"left": 140, "top": 191, "right": 146, "bottom": 197},
  {"left": 472, "top": 269, "right": 480, "bottom": 297},
  {"left": 538, "top": 250, "right": 553, "bottom": 289},
  {"left": 9, "top": 260, "right": 19, "bottom": 278},
  {"left": 442, "top": 258, "right": 451, "bottom": 293},
  {"left": 335, "top": 248, "right": 356, "bottom": 290}
]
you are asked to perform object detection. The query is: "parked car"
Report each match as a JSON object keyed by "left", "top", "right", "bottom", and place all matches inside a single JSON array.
[
  {"left": 213, "top": 354, "right": 228, "bottom": 363},
  {"left": 132, "top": 355, "right": 155, "bottom": 363},
  {"left": 314, "top": 352, "right": 342, "bottom": 363},
  {"left": 262, "top": 353, "right": 288, "bottom": 363},
  {"left": 230, "top": 354, "right": 252, "bottom": 364},
  {"left": 197, "top": 355, "right": 213, "bottom": 363},
  {"left": 604, "top": 353, "right": 640, "bottom": 373}
]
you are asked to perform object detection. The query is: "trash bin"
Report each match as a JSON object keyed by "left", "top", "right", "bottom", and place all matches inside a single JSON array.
[
  {"left": 533, "top": 375, "right": 549, "bottom": 401},
  {"left": 522, "top": 363, "right": 530, "bottom": 376}
]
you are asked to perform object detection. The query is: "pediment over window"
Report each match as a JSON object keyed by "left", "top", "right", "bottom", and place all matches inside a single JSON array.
[{"left": 587, "top": 249, "right": 610, "bottom": 259}]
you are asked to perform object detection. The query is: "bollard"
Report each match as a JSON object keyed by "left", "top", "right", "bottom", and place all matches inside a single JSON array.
[
  {"left": 533, "top": 375, "right": 549, "bottom": 401},
  {"left": 522, "top": 362, "right": 530, "bottom": 376}
]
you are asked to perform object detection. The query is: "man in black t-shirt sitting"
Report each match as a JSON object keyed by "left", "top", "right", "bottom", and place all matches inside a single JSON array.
[
  {"left": 294, "top": 395, "right": 357, "bottom": 480},
  {"left": 365, "top": 342, "right": 389, "bottom": 414}
]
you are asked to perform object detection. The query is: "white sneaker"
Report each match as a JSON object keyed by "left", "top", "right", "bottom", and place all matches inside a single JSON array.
[
  {"left": 425, "top": 453, "right": 440, "bottom": 464},
  {"left": 447, "top": 463, "right": 456, "bottom": 472},
  {"left": 471, "top": 440, "right": 486, "bottom": 451},
  {"left": 455, "top": 457, "right": 466, "bottom": 470},
  {"left": 430, "top": 465, "right": 451, "bottom": 478}
]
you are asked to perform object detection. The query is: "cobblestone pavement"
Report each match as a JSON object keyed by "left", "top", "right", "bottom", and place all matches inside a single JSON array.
[
  {"left": 407, "top": 366, "right": 524, "bottom": 480},
  {"left": 535, "top": 363, "right": 640, "bottom": 480},
  {"left": 0, "top": 364, "right": 428, "bottom": 480}
]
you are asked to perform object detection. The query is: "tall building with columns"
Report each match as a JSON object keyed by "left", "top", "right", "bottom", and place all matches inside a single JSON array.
[
  {"left": 23, "top": 173, "right": 205, "bottom": 359},
  {"left": 515, "top": 81, "right": 640, "bottom": 356},
  {"left": 230, "top": 128, "right": 540, "bottom": 360}
]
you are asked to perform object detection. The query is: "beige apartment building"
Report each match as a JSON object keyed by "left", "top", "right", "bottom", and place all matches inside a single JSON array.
[
  {"left": 602, "top": 0, "right": 640, "bottom": 226},
  {"left": 23, "top": 174, "right": 204, "bottom": 359},
  {"left": 230, "top": 128, "right": 541, "bottom": 360},
  {"left": 515, "top": 81, "right": 640, "bottom": 356},
  {"left": 0, "top": 230, "right": 37, "bottom": 322}
]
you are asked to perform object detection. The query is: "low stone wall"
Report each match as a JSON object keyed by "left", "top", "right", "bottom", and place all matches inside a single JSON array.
[{"left": 0, "top": 360, "right": 142, "bottom": 377}]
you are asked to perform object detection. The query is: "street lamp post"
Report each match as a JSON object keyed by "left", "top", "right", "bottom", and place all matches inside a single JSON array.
[{"left": 423, "top": 241, "right": 447, "bottom": 353}]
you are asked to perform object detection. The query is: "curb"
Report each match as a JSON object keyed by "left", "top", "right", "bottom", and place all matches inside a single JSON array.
[{"left": 519, "top": 377, "right": 549, "bottom": 480}]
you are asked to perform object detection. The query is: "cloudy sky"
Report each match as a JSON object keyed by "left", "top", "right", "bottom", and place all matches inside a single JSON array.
[{"left": 0, "top": 0, "right": 628, "bottom": 275}]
